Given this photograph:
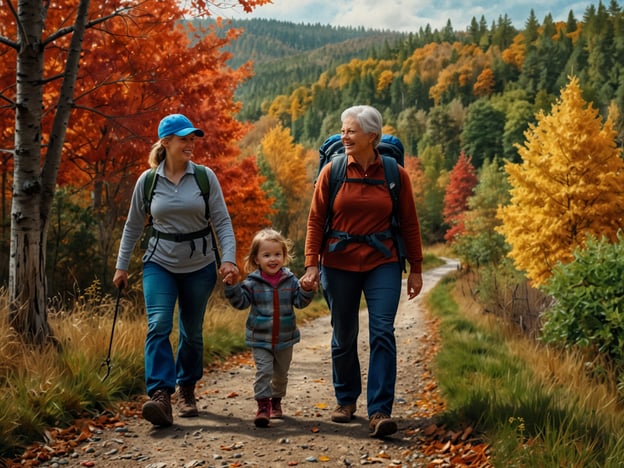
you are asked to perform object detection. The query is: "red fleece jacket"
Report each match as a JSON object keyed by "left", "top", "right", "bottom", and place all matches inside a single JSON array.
[{"left": 305, "top": 153, "right": 423, "bottom": 273}]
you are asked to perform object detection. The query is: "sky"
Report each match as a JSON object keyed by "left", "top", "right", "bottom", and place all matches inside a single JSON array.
[{"left": 220, "top": 0, "right": 600, "bottom": 32}]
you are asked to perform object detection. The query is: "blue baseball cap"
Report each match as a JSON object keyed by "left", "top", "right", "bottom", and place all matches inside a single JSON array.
[{"left": 158, "top": 114, "right": 204, "bottom": 139}]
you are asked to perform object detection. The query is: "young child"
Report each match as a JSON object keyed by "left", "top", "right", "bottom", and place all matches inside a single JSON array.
[{"left": 224, "top": 228, "right": 315, "bottom": 427}]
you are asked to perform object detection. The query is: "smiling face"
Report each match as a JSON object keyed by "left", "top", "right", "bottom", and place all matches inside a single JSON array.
[
  {"left": 341, "top": 116, "right": 376, "bottom": 159},
  {"left": 255, "top": 239, "right": 285, "bottom": 276},
  {"left": 162, "top": 134, "right": 197, "bottom": 163}
]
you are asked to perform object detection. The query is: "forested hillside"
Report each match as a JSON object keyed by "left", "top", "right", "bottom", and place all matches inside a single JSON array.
[
  {"left": 193, "top": 18, "right": 407, "bottom": 120},
  {"left": 217, "top": 3, "right": 624, "bottom": 165},
  {"left": 220, "top": 1, "right": 624, "bottom": 260},
  {"left": 212, "top": 18, "right": 402, "bottom": 67}
]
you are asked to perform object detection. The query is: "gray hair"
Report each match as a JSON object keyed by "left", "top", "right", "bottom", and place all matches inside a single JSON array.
[{"left": 341, "top": 105, "right": 383, "bottom": 147}]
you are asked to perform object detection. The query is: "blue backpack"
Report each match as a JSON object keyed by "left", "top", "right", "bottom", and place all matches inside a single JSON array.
[{"left": 316, "top": 134, "right": 407, "bottom": 271}]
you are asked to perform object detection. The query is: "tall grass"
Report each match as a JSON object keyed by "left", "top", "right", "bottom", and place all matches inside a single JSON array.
[
  {"left": 427, "top": 273, "right": 624, "bottom": 467},
  {"left": 0, "top": 282, "right": 259, "bottom": 460}
]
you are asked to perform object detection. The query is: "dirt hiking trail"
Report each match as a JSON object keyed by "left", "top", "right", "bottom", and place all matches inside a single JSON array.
[{"left": 15, "top": 258, "right": 493, "bottom": 468}]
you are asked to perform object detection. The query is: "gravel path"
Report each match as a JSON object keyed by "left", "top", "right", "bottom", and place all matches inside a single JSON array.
[{"left": 40, "top": 259, "right": 460, "bottom": 468}]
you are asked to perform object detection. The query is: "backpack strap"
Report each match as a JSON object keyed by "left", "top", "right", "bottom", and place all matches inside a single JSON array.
[
  {"left": 324, "top": 154, "right": 407, "bottom": 272},
  {"left": 191, "top": 163, "right": 221, "bottom": 267},
  {"left": 143, "top": 168, "right": 158, "bottom": 218},
  {"left": 191, "top": 162, "right": 211, "bottom": 220},
  {"left": 141, "top": 163, "right": 221, "bottom": 266},
  {"left": 140, "top": 168, "right": 158, "bottom": 250},
  {"left": 381, "top": 156, "right": 407, "bottom": 272},
  {"left": 325, "top": 154, "right": 347, "bottom": 234}
]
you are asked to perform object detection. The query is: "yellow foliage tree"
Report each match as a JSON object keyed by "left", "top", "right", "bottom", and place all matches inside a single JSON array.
[
  {"left": 497, "top": 76, "right": 624, "bottom": 286},
  {"left": 289, "top": 86, "right": 310, "bottom": 121},
  {"left": 260, "top": 125, "right": 313, "bottom": 241},
  {"left": 401, "top": 43, "right": 453, "bottom": 85},
  {"left": 268, "top": 94, "right": 291, "bottom": 122},
  {"left": 377, "top": 70, "right": 394, "bottom": 92},
  {"left": 428, "top": 43, "right": 490, "bottom": 105}
]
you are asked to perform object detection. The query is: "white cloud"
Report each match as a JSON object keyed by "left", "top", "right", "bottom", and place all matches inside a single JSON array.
[{"left": 221, "top": 0, "right": 598, "bottom": 31}]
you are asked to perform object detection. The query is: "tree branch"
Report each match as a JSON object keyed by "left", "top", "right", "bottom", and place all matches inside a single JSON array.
[
  {"left": 40, "top": 0, "right": 92, "bottom": 217},
  {"left": 3, "top": 0, "right": 24, "bottom": 49},
  {"left": 0, "top": 35, "right": 19, "bottom": 50},
  {"left": 0, "top": 85, "right": 16, "bottom": 107},
  {"left": 0, "top": 97, "right": 16, "bottom": 108},
  {"left": 42, "top": 4, "right": 136, "bottom": 46}
]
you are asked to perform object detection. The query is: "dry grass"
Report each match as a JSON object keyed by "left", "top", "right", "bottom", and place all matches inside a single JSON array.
[
  {"left": 0, "top": 284, "right": 252, "bottom": 458},
  {"left": 427, "top": 272, "right": 624, "bottom": 466},
  {"left": 451, "top": 273, "right": 624, "bottom": 429}
]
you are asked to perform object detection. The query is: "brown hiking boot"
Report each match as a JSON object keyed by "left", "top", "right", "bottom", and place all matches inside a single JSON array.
[
  {"left": 142, "top": 389, "right": 173, "bottom": 427},
  {"left": 177, "top": 384, "right": 198, "bottom": 417},
  {"left": 254, "top": 398, "right": 271, "bottom": 427},
  {"left": 270, "top": 397, "right": 283, "bottom": 419},
  {"left": 369, "top": 412, "right": 397, "bottom": 437},
  {"left": 330, "top": 403, "right": 357, "bottom": 423}
]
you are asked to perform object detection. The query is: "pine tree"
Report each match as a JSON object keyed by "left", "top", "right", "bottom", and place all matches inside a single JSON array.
[{"left": 497, "top": 76, "right": 624, "bottom": 286}]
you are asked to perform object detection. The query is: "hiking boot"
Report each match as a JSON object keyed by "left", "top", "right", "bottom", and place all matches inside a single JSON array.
[
  {"left": 331, "top": 403, "right": 357, "bottom": 423},
  {"left": 254, "top": 398, "right": 271, "bottom": 427},
  {"left": 369, "top": 412, "right": 397, "bottom": 437},
  {"left": 177, "top": 384, "right": 198, "bottom": 417},
  {"left": 142, "top": 389, "right": 173, "bottom": 427},
  {"left": 270, "top": 397, "right": 283, "bottom": 419}
]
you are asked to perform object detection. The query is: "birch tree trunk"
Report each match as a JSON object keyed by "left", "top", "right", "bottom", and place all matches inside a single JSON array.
[{"left": 9, "top": 0, "right": 89, "bottom": 345}]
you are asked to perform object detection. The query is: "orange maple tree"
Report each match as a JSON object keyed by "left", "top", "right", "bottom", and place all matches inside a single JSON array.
[
  {"left": 5, "top": 0, "right": 272, "bottom": 271},
  {"left": 0, "top": 0, "right": 271, "bottom": 342},
  {"left": 473, "top": 68, "right": 495, "bottom": 97},
  {"left": 72, "top": 4, "right": 273, "bottom": 268}
]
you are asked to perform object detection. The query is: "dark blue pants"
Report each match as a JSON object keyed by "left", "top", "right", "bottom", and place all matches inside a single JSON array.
[{"left": 321, "top": 262, "right": 401, "bottom": 416}]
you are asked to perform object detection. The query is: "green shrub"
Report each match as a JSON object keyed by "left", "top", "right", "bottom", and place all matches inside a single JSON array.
[{"left": 541, "top": 234, "right": 624, "bottom": 380}]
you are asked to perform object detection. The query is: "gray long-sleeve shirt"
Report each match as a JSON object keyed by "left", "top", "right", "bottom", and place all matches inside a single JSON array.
[{"left": 115, "top": 161, "right": 236, "bottom": 273}]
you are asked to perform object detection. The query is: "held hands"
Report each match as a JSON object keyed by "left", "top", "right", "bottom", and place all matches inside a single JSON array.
[
  {"left": 300, "top": 266, "right": 319, "bottom": 292},
  {"left": 407, "top": 272, "right": 423, "bottom": 300},
  {"left": 220, "top": 261, "right": 239, "bottom": 285}
]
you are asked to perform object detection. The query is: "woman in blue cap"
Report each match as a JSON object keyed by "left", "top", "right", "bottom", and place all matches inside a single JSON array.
[{"left": 113, "top": 113, "right": 239, "bottom": 427}]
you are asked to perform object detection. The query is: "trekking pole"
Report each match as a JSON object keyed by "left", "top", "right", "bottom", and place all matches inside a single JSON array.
[{"left": 101, "top": 286, "right": 123, "bottom": 382}]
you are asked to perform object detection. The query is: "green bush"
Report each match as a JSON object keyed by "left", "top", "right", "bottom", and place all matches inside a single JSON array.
[{"left": 541, "top": 234, "right": 624, "bottom": 379}]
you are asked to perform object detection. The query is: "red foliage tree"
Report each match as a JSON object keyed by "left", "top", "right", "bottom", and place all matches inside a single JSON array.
[{"left": 443, "top": 152, "right": 478, "bottom": 243}]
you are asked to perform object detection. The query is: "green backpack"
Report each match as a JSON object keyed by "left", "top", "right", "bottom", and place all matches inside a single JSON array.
[{"left": 141, "top": 162, "right": 220, "bottom": 265}]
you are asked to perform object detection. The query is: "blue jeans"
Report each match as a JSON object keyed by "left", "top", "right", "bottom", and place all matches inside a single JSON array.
[
  {"left": 142, "top": 261, "right": 216, "bottom": 396},
  {"left": 321, "top": 262, "right": 401, "bottom": 417}
]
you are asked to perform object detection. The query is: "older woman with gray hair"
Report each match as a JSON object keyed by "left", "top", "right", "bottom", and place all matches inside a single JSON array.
[{"left": 301, "top": 105, "right": 423, "bottom": 438}]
